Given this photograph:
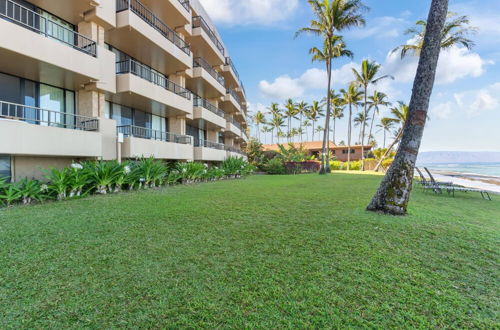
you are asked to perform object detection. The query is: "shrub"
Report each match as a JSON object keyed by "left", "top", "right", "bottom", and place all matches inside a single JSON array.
[
  {"left": 284, "top": 161, "right": 320, "bottom": 174},
  {"left": 264, "top": 158, "right": 286, "bottom": 175}
]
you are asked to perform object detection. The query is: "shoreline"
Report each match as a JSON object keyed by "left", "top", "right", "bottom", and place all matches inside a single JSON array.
[{"left": 428, "top": 170, "right": 500, "bottom": 194}]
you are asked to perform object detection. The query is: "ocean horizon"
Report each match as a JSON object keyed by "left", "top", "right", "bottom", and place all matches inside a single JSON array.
[{"left": 417, "top": 162, "right": 500, "bottom": 177}]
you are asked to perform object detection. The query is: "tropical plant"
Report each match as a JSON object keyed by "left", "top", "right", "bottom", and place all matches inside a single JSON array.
[
  {"left": 246, "top": 138, "right": 265, "bottom": 168},
  {"left": 296, "top": 0, "right": 366, "bottom": 174},
  {"left": 377, "top": 117, "right": 395, "bottom": 148},
  {"left": 341, "top": 83, "right": 363, "bottom": 170},
  {"left": 392, "top": 11, "right": 476, "bottom": 59},
  {"left": 0, "top": 182, "right": 21, "bottom": 207},
  {"left": 270, "top": 113, "right": 285, "bottom": 144},
  {"left": 284, "top": 99, "right": 298, "bottom": 142},
  {"left": 368, "top": 0, "right": 448, "bottom": 215},
  {"left": 307, "top": 100, "right": 324, "bottom": 141},
  {"left": 135, "top": 157, "right": 166, "bottom": 188},
  {"left": 354, "top": 112, "right": 370, "bottom": 144},
  {"left": 296, "top": 101, "right": 309, "bottom": 142},
  {"left": 352, "top": 59, "right": 393, "bottom": 170},
  {"left": 253, "top": 111, "right": 266, "bottom": 142},
  {"left": 330, "top": 90, "right": 345, "bottom": 144},
  {"left": 276, "top": 143, "right": 308, "bottom": 162},
  {"left": 367, "top": 91, "right": 390, "bottom": 147},
  {"left": 83, "top": 161, "right": 122, "bottom": 194},
  {"left": 44, "top": 167, "right": 70, "bottom": 200},
  {"left": 17, "top": 178, "right": 44, "bottom": 205},
  {"left": 264, "top": 157, "right": 286, "bottom": 175}
]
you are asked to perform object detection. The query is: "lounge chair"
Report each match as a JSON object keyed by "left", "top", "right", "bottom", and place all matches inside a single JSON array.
[
  {"left": 423, "top": 167, "right": 492, "bottom": 201},
  {"left": 415, "top": 167, "right": 453, "bottom": 187}
]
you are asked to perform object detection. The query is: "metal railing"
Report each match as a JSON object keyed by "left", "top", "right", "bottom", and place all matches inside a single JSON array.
[
  {"left": 226, "top": 88, "right": 242, "bottom": 107},
  {"left": 0, "top": 100, "right": 99, "bottom": 131},
  {"left": 225, "top": 146, "right": 246, "bottom": 155},
  {"left": 116, "top": 0, "right": 191, "bottom": 55},
  {"left": 193, "top": 96, "right": 225, "bottom": 118},
  {"left": 117, "top": 125, "right": 192, "bottom": 144},
  {"left": 192, "top": 16, "right": 224, "bottom": 56},
  {"left": 116, "top": 59, "right": 192, "bottom": 100},
  {"left": 225, "top": 57, "right": 240, "bottom": 80},
  {"left": 0, "top": 0, "right": 97, "bottom": 57},
  {"left": 194, "top": 139, "right": 225, "bottom": 150},
  {"left": 226, "top": 117, "right": 242, "bottom": 130},
  {"left": 193, "top": 57, "right": 225, "bottom": 87},
  {"left": 177, "top": 0, "right": 190, "bottom": 12}
]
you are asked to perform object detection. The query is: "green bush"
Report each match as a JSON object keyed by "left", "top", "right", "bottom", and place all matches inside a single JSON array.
[{"left": 264, "top": 158, "right": 286, "bottom": 175}]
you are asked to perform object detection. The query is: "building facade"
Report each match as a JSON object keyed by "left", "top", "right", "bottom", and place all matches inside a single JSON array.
[
  {"left": 262, "top": 142, "right": 373, "bottom": 162},
  {"left": 0, "top": 0, "right": 248, "bottom": 181}
]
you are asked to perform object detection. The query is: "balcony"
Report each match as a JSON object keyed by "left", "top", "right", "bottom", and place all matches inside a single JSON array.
[
  {"left": 193, "top": 139, "right": 226, "bottom": 162},
  {"left": 0, "top": 101, "right": 102, "bottom": 157},
  {"left": 225, "top": 118, "right": 242, "bottom": 138},
  {"left": 225, "top": 146, "right": 246, "bottom": 158},
  {"left": 193, "top": 96, "right": 226, "bottom": 129},
  {"left": 109, "top": 0, "right": 192, "bottom": 74},
  {"left": 118, "top": 125, "right": 193, "bottom": 160},
  {"left": 187, "top": 57, "right": 226, "bottom": 98},
  {"left": 190, "top": 15, "right": 225, "bottom": 64},
  {"left": 221, "top": 88, "right": 242, "bottom": 114},
  {"left": 113, "top": 59, "right": 193, "bottom": 116},
  {"left": 0, "top": 0, "right": 101, "bottom": 89},
  {"left": 222, "top": 57, "right": 244, "bottom": 96},
  {"left": 140, "top": 0, "right": 191, "bottom": 28}
]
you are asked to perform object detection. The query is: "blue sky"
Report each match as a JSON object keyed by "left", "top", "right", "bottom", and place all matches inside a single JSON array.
[{"left": 200, "top": 0, "right": 500, "bottom": 152}]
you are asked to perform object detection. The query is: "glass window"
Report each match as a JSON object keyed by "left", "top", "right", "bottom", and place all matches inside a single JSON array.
[
  {"left": 133, "top": 110, "right": 151, "bottom": 129},
  {"left": 0, "top": 73, "right": 21, "bottom": 117},
  {"left": 0, "top": 155, "right": 11, "bottom": 182},
  {"left": 38, "top": 10, "right": 75, "bottom": 46},
  {"left": 39, "top": 84, "right": 65, "bottom": 126},
  {"left": 104, "top": 101, "right": 111, "bottom": 119},
  {"left": 22, "top": 79, "right": 37, "bottom": 123},
  {"left": 111, "top": 104, "right": 132, "bottom": 126}
]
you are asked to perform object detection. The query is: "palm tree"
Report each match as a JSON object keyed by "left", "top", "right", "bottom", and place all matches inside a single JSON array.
[
  {"left": 377, "top": 117, "right": 394, "bottom": 148},
  {"left": 330, "top": 90, "right": 345, "bottom": 144},
  {"left": 270, "top": 114, "right": 285, "bottom": 144},
  {"left": 303, "top": 119, "right": 312, "bottom": 141},
  {"left": 352, "top": 60, "right": 393, "bottom": 171},
  {"left": 307, "top": 101, "right": 324, "bottom": 141},
  {"left": 296, "top": 101, "right": 309, "bottom": 143},
  {"left": 284, "top": 99, "right": 298, "bottom": 143},
  {"left": 262, "top": 125, "right": 274, "bottom": 144},
  {"left": 296, "top": 0, "right": 366, "bottom": 174},
  {"left": 368, "top": 0, "right": 447, "bottom": 216},
  {"left": 341, "top": 83, "right": 363, "bottom": 171},
  {"left": 354, "top": 112, "right": 370, "bottom": 144},
  {"left": 392, "top": 11, "right": 476, "bottom": 59},
  {"left": 367, "top": 91, "right": 390, "bottom": 148},
  {"left": 315, "top": 125, "right": 325, "bottom": 141},
  {"left": 277, "top": 130, "right": 286, "bottom": 144},
  {"left": 253, "top": 111, "right": 266, "bottom": 142}
]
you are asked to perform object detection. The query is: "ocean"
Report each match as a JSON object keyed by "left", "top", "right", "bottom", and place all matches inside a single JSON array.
[{"left": 418, "top": 162, "right": 500, "bottom": 177}]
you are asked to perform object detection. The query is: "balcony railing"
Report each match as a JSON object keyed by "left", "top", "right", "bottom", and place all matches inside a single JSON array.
[
  {"left": 226, "top": 117, "right": 242, "bottom": 131},
  {"left": 116, "top": 59, "right": 192, "bottom": 100},
  {"left": 193, "top": 96, "right": 225, "bottom": 118},
  {"left": 192, "top": 16, "right": 224, "bottom": 56},
  {"left": 116, "top": 0, "right": 191, "bottom": 55},
  {"left": 0, "top": 0, "right": 97, "bottom": 57},
  {"left": 177, "top": 0, "right": 190, "bottom": 12},
  {"left": 0, "top": 101, "right": 99, "bottom": 131},
  {"left": 194, "top": 139, "right": 225, "bottom": 150},
  {"left": 117, "top": 125, "right": 192, "bottom": 144},
  {"left": 226, "top": 88, "right": 242, "bottom": 107},
  {"left": 225, "top": 146, "right": 246, "bottom": 155},
  {"left": 193, "top": 57, "right": 225, "bottom": 87},
  {"left": 225, "top": 57, "right": 240, "bottom": 80}
]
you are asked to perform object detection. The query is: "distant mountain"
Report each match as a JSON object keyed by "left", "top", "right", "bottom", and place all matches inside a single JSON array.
[{"left": 417, "top": 151, "right": 500, "bottom": 164}]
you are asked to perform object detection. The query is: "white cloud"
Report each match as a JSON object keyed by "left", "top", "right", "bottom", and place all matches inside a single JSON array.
[
  {"left": 198, "top": 0, "right": 299, "bottom": 25},
  {"left": 431, "top": 102, "right": 453, "bottom": 119},
  {"left": 384, "top": 45, "right": 490, "bottom": 85},
  {"left": 435, "top": 83, "right": 500, "bottom": 118}
]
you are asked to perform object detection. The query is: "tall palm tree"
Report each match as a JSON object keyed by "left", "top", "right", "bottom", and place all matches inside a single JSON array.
[
  {"left": 296, "top": 101, "right": 309, "bottom": 143},
  {"left": 253, "top": 111, "right": 266, "bottom": 142},
  {"left": 284, "top": 99, "right": 298, "bottom": 143},
  {"left": 354, "top": 112, "right": 369, "bottom": 144},
  {"left": 377, "top": 117, "right": 394, "bottom": 148},
  {"left": 352, "top": 60, "right": 393, "bottom": 171},
  {"left": 368, "top": 0, "right": 447, "bottom": 216},
  {"left": 341, "top": 83, "right": 363, "bottom": 171},
  {"left": 307, "top": 101, "right": 324, "bottom": 141},
  {"left": 303, "top": 119, "right": 312, "bottom": 141},
  {"left": 330, "top": 90, "right": 345, "bottom": 144},
  {"left": 367, "top": 91, "right": 390, "bottom": 147},
  {"left": 315, "top": 125, "right": 325, "bottom": 141},
  {"left": 296, "top": 0, "right": 366, "bottom": 174},
  {"left": 270, "top": 114, "right": 285, "bottom": 144},
  {"left": 392, "top": 12, "right": 476, "bottom": 59}
]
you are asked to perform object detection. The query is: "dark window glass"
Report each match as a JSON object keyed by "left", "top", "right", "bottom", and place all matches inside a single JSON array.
[
  {"left": 134, "top": 110, "right": 151, "bottom": 129},
  {"left": 0, "top": 155, "right": 11, "bottom": 182}
]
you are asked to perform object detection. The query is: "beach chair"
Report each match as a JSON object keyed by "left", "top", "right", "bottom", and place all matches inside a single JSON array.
[
  {"left": 415, "top": 167, "right": 453, "bottom": 188},
  {"left": 423, "top": 167, "right": 492, "bottom": 201}
]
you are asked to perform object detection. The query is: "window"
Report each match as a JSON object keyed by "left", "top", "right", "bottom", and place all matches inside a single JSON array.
[
  {"left": 218, "top": 132, "right": 225, "bottom": 144},
  {"left": 0, "top": 156, "right": 11, "bottom": 182},
  {"left": 342, "top": 149, "right": 356, "bottom": 154}
]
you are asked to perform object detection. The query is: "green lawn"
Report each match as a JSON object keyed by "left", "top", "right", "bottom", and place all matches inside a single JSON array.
[{"left": 1, "top": 174, "right": 499, "bottom": 328}]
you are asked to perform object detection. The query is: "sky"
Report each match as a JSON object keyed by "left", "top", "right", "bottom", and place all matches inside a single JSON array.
[{"left": 199, "top": 0, "right": 500, "bottom": 152}]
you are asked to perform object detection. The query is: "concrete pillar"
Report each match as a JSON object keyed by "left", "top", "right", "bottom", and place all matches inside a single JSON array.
[
  {"left": 169, "top": 116, "right": 186, "bottom": 135},
  {"left": 169, "top": 72, "right": 186, "bottom": 87},
  {"left": 77, "top": 90, "right": 106, "bottom": 118},
  {"left": 207, "top": 129, "right": 218, "bottom": 142},
  {"left": 78, "top": 21, "right": 99, "bottom": 42}
]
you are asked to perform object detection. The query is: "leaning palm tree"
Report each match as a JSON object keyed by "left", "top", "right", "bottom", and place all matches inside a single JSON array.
[
  {"left": 253, "top": 111, "right": 266, "bottom": 142},
  {"left": 366, "top": 91, "right": 390, "bottom": 148},
  {"left": 392, "top": 11, "right": 476, "bottom": 59},
  {"left": 296, "top": 101, "right": 309, "bottom": 143},
  {"left": 352, "top": 60, "right": 393, "bottom": 171},
  {"left": 341, "top": 83, "right": 363, "bottom": 171},
  {"left": 284, "top": 99, "right": 298, "bottom": 143},
  {"left": 296, "top": 0, "right": 366, "bottom": 174},
  {"left": 377, "top": 117, "right": 394, "bottom": 148},
  {"left": 368, "top": 0, "right": 448, "bottom": 216},
  {"left": 307, "top": 101, "right": 324, "bottom": 141}
]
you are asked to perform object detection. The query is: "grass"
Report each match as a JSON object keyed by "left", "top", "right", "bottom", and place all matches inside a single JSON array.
[{"left": 0, "top": 173, "right": 499, "bottom": 328}]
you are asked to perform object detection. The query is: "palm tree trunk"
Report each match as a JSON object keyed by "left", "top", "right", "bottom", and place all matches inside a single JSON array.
[
  {"left": 383, "top": 130, "right": 386, "bottom": 149},
  {"left": 320, "top": 59, "right": 333, "bottom": 174},
  {"left": 367, "top": 0, "right": 448, "bottom": 215},
  {"left": 347, "top": 104, "right": 352, "bottom": 171},
  {"left": 361, "top": 86, "right": 368, "bottom": 171},
  {"left": 333, "top": 117, "right": 337, "bottom": 145},
  {"left": 368, "top": 110, "right": 376, "bottom": 148}
]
